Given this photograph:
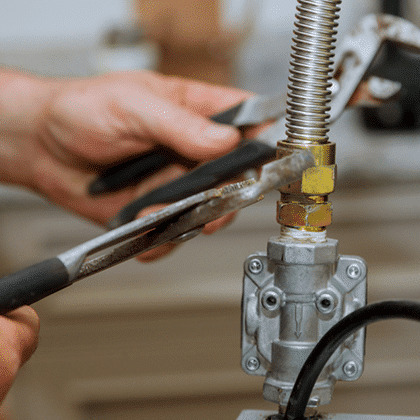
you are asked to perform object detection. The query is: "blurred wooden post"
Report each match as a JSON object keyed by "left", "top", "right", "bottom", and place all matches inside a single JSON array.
[{"left": 134, "top": 0, "right": 237, "bottom": 85}]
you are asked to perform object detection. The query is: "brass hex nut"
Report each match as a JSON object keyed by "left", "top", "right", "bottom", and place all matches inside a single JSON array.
[
  {"left": 301, "top": 165, "right": 337, "bottom": 195},
  {"left": 277, "top": 202, "right": 332, "bottom": 228}
]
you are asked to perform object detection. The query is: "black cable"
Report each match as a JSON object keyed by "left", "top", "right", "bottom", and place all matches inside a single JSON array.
[{"left": 284, "top": 300, "right": 420, "bottom": 420}]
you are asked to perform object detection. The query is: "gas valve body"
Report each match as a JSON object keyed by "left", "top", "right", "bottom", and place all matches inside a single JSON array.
[{"left": 241, "top": 237, "right": 367, "bottom": 408}]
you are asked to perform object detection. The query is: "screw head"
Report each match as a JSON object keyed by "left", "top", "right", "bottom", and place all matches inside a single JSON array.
[
  {"left": 343, "top": 360, "right": 358, "bottom": 378},
  {"left": 246, "top": 356, "right": 260, "bottom": 371},
  {"left": 346, "top": 263, "right": 361, "bottom": 280},
  {"left": 248, "top": 258, "right": 263, "bottom": 274}
]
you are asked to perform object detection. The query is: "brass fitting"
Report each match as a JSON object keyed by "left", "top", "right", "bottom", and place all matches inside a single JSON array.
[
  {"left": 277, "top": 141, "right": 336, "bottom": 230},
  {"left": 278, "top": 202, "right": 332, "bottom": 228},
  {"left": 302, "top": 165, "right": 336, "bottom": 195}
]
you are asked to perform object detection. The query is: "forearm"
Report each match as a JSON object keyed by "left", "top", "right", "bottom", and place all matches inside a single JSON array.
[{"left": 0, "top": 70, "right": 59, "bottom": 187}]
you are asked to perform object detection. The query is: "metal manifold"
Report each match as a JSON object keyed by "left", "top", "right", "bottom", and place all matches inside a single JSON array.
[{"left": 241, "top": 239, "right": 366, "bottom": 407}]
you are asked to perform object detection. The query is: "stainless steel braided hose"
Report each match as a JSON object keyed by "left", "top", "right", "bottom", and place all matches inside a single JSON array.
[{"left": 286, "top": 0, "right": 342, "bottom": 144}]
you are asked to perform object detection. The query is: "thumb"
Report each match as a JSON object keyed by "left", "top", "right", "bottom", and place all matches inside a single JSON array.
[{"left": 135, "top": 90, "right": 242, "bottom": 161}]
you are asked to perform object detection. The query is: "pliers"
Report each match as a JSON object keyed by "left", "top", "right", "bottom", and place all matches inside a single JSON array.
[
  {"left": 89, "top": 13, "right": 419, "bottom": 229},
  {"left": 0, "top": 150, "right": 313, "bottom": 315}
]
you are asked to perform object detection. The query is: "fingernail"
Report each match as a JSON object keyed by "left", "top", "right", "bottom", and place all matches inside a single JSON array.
[{"left": 204, "top": 125, "right": 237, "bottom": 143}]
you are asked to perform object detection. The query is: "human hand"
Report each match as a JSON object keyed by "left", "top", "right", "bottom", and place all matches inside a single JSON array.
[
  {"left": 0, "top": 306, "right": 39, "bottom": 403},
  {"left": 0, "top": 71, "right": 251, "bottom": 261}
]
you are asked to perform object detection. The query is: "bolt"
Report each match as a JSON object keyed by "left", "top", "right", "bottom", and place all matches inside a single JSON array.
[
  {"left": 246, "top": 356, "right": 260, "bottom": 371},
  {"left": 343, "top": 361, "right": 358, "bottom": 378},
  {"left": 346, "top": 263, "right": 361, "bottom": 279},
  {"left": 248, "top": 258, "right": 263, "bottom": 274},
  {"left": 262, "top": 290, "right": 281, "bottom": 311}
]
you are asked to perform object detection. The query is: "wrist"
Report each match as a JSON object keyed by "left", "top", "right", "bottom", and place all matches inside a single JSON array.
[{"left": 0, "top": 71, "right": 61, "bottom": 188}]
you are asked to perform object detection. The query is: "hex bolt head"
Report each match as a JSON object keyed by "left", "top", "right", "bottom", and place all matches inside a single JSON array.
[
  {"left": 246, "top": 356, "right": 260, "bottom": 371},
  {"left": 343, "top": 361, "right": 358, "bottom": 378},
  {"left": 248, "top": 258, "right": 263, "bottom": 274},
  {"left": 346, "top": 263, "right": 361, "bottom": 280}
]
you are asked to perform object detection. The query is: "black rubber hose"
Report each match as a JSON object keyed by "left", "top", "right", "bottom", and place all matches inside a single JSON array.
[{"left": 284, "top": 300, "right": 420, "bottom": 420}]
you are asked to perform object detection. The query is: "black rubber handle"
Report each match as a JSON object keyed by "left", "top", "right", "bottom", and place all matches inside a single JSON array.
[
  {"left": 0, "top": 258, "right": 70, "bottom": 315},
  {"left": 89, "top": 150, "right": 174, "bottom": 195},
  {"left": 108, "top": 140, "right": 276, "bottom": 229}
]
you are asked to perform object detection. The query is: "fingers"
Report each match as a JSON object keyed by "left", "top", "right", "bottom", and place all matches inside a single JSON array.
[
  {"left": 41, "top": 85, "right": 153, "bottom": 167},
  {"left": 112, "top": 85, "right": 243, "bottom": 162},
  {"left": 126, "top": 73, "right": 253, "bottom": 159},
  {"left": 173, "top": 78, "right": 253, "bottom": 117},
  {"left": 141, "top": 72, "right": 253, "bottom": 117},
  {"left": 0, "top": 306, "right": 40, "bottom": 403},
  {"left": 32, "top": 153, "right": 187, "bottom": 226},
  {"left": 4, "top": 306, "right": 40, "bottom": 366},
  {"left": 202, "top": 212, "right": 237, "bottom": 235},
  {"left": 43, "top": 72, "right": 249, "bottom": 167},
  {"left": 134, "top": 208, "right": 237, "bottom": 263}
]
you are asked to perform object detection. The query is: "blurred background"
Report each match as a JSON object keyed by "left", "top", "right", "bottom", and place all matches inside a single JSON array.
[{"left": 1, "top": 0, "right": 420, "bottom": 419}]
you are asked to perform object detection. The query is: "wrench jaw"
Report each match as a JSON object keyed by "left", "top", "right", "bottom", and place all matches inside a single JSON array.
[
  {"left": 57, "top": 188, "right": 222, "bottom": 283},
  {"left": 332, "top": 14, "right": 420, "bottom": 122}
]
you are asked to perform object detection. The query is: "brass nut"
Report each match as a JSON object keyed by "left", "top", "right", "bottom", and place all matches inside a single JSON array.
[
  {"left": 302, "top": 165, "right": 337, "bottom": 195},
  {"left": 277, "top": 202, "right": 332, "bottom": 228}
]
